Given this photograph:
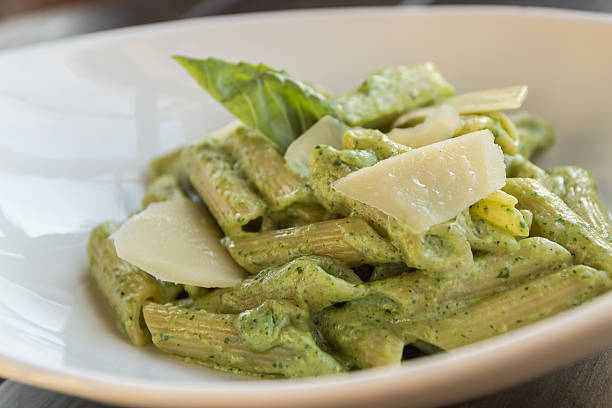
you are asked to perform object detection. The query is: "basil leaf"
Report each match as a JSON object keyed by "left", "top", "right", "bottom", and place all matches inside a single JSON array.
[{"left": 174, "top": 56, "right": 337, "bottom": 152}]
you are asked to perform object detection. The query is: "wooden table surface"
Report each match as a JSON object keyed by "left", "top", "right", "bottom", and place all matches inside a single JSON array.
[{"left": 0, "top": 1, "right": 610, "bottom": 407}]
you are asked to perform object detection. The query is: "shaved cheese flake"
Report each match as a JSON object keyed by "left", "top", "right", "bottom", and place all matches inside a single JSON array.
[
  {"left": 388, "top": 105, "right": 460, "bottom": 148},
  {"left": 392, "top": 85, "right": 528, "bottom": 128},
  {"left": 332, "top": 130, "right": 506, "bottom": 233},
  {"left": 284, "top": 115, "right": 348, "bottom": 167},
  {"left": 112, "top": 198, "right": 247, "bottom": 287}
]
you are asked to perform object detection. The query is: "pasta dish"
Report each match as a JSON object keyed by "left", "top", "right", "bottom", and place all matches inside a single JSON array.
[{"left": 86, "top": 57, "right": 612, "bottom": 378}]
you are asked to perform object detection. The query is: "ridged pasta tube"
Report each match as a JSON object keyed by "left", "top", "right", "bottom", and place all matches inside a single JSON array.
[
  {"left": 503, "top": 178, "right": 612, "bottom": 275},
  {"left": 369, "top": 237, "right": 571, "bottom": 320},
  {"left": 504, "top": 154, "right": 547, "bottom": 179},
  {"left": 546, "top": 166, "right": 612, "bottom": 241},
  {"left": 227, "top": 127, "right": 313, "bottom": 210},
  {"left": 87, "top": 222, "right": 182, "bottom": 346},
  {"left": 405, "top": 265, "right": 612, "bottom": 350},
  {"left": 182, "top": 142, "right": 267, "bottom": 235},
  {"left": 223, "top": 217, "right": 401, "bottom": 273},
  {"left": 143, "top": 301, "right": 344, "bottom": 378}
]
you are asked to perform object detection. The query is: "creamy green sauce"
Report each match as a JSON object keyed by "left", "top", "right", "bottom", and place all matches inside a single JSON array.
[{"left": 89, "top": 58, "right": 612, "bottom": 378}]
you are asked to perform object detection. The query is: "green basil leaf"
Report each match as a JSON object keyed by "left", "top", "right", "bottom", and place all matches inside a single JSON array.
[{"left": 174, "top": 56, "right": 337, "bottom": 152}]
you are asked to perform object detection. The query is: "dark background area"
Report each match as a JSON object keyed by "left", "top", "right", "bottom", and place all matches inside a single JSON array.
[
  {"left": 0, "top": 0, "right": 610, "bottom": 407},
  {"left": 0, "top": 0, "right": 612, "bottom": 49}
]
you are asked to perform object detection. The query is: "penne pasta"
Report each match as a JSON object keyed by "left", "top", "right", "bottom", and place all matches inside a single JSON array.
[
  {"left": 222, "top": 217, "right": 401, "bottom": 273},
  {"left": 182, "top": 141, "right": 267, "bottom": 235},
  {"left": 227, "top": 127, "right": 314, "bottom": 210}
]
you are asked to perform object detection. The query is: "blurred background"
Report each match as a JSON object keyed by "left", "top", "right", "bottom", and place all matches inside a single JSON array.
[{"left": 0, "top": 0, "right": 611, "bottom": 49}]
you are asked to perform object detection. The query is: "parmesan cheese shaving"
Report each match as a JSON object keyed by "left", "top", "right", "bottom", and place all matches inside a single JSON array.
[
  {"left": 332, "top": 130, "right": 506, "bottom": 233},
  {"left": 112, "top": 198, "right": 246, "bottom": 287}
]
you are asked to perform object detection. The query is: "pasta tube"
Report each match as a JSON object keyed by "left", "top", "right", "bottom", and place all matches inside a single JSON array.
[
  {"left": 342, "top": 128, "right": 410, "bottom": 160},
  {"left": 143, "top": 301, "right": 344, "bottom": 378},
  {"left": 504, "top": 154, "right": 547, "bottom": 179},
  {"left": 141, "top": 175, "right": 185, "bottom": 208},
  {"left": 455, "top": 209, "right": 520, "bottom": 254},
  {"left": 547, "top": 166, "right": 612, "bottom": 241},
  {"left": 223, "top": 217, "right": 401, "bottom": 273},
  {"left": 387, "top": 216, "right": 474, "bottom": 276},
  {"left": 314, "top": 296, "right": 404, "bottom": 368},
  {"left": 149, "top": 147, "right": 183, "bottom": 178},
  {"left": 509, "top": 111, "right": 556, "bottom": 159},
  {"left": 405, "top": 265, "right": 611, "bottom": 350},
  {"left": 333, "top": 63, "right": 454, "bottom": 129},
  {"left": 456, "top": 113, "right": 519, "bottom": 155},
  {"left": 369, "top": 237, "right": 571, "bottom": 320},
  {"left": 309, "top": 144, "right": 391, "bottom": 234},
  {"left": 503, "top": 178, "right": 612, "bottom": 275},
  {"left": 262, "top": 202, "right": 335, "bottom": 230},
  {"left": 208, "top": 256, "right": 368, "bottom": 313},
  {"left": 87, "top": 222, "right": 182, "bottom": 346},
  {"left": 182, "top": 142, "right": 267, "bottom": 235},
  {"left": 227, "top": 127, "right": 313, "bottom": 210}
]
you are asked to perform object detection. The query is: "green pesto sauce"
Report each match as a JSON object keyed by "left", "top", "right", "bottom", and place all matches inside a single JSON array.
[
  {"left": 92, "top": 58, "right": 612, "bottom": 379},
  {"left": 236, "top": 302, "right": 288, "bottom": 352},
  {"left": 333, "top": 64, "right": 454, "bottom": 129}
]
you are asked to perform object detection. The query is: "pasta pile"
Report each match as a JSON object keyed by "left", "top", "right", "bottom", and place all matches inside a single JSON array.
[{"left": 87, "top": 59, "right": 612, "bottom": 378}]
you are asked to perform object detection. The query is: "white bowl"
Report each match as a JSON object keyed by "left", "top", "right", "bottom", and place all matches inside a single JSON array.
[{"left": 0, "top": 5, "right": 611, "bottom": 408}]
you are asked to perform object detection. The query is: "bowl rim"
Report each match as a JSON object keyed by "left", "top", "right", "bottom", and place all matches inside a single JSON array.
[{"left": 1, "top": 5, "right": 611, "bottom": 408}]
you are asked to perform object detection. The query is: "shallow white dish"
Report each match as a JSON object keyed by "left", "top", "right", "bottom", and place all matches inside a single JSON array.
[{"left": 0, "top": 5, "right": 611, "bottom": 408}]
